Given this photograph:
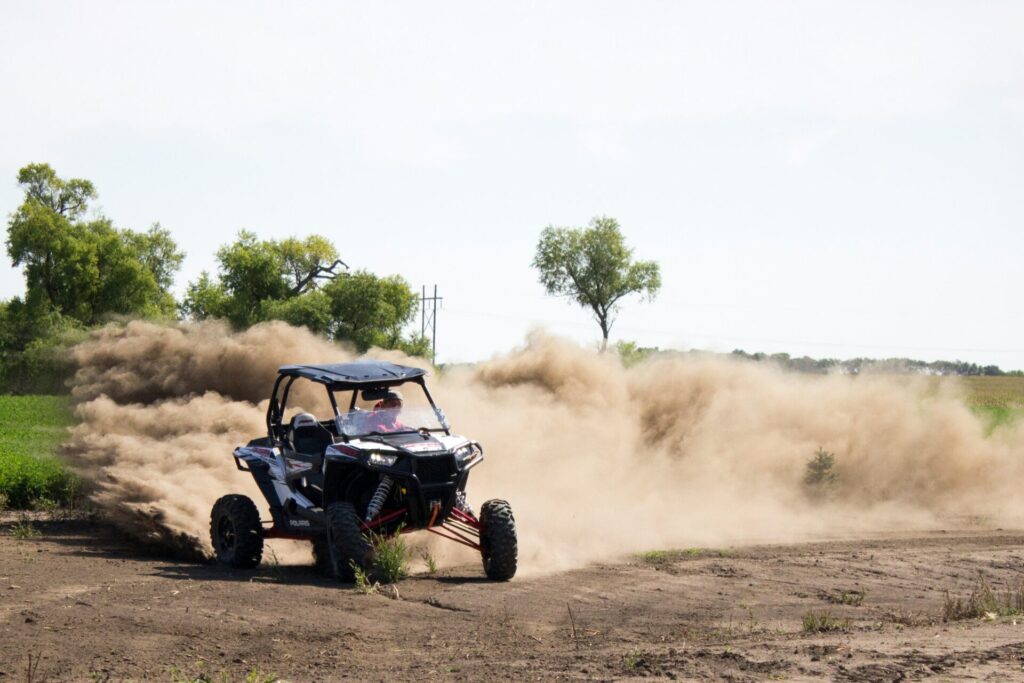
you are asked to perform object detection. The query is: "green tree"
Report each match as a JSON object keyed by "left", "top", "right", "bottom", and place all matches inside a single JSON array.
[
  {"left": 5, "top": 164, "right": 183, "bottom": 324},
  {"left": 179, "top": 271, "right": 232, "bottom": 321},
  {"left": 262, "top": 289, "right": 333, "bottom": 335},
  {"left": 126, "top": 223, "right": 185, "bottom": 292},
  {"left": 322, "top": 270, "right": 421, "bottom": 352},
  {"left": 183, "top": 233, "right": 427, "bottom": 356},
  {"left": 184, "top": 231, "right": 345, "bottom": 326},
  {"left": 532, "top": 216, "right": 661, "bottom": 349}
]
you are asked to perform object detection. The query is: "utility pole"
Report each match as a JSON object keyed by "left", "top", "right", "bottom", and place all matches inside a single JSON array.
[{"left": 419, "top": 285, "right": 442, "bottom": 365}]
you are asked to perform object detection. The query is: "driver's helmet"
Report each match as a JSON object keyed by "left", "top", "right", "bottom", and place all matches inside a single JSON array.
[
  {"left": 373, "top": 390, "right": 403, "bottom": 411},
  {"left": 291, "top": 412, "right": 319, "bottom": 430}
]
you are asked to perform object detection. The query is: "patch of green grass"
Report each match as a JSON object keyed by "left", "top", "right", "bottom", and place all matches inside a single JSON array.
[
  {"left": 244, "top": 667, "right": 278, "bottom": 683},
  {"left": 636, "top": 547, "right": 733, "bottom": 564},
  {"left": 623, "top": 649, "right": 646, "bottom": 669},
  {"left": 943, "top": 577, "right": 1024, "bottom": 621},
  {"left": 971, "top": 405, "right": 1024, "bottom": 436},
  {"left": 801, "top": 610, "right": 851, "bottom": 633},
  {"left": 0, "top": 395, "right": 80, "bottom": 509}
]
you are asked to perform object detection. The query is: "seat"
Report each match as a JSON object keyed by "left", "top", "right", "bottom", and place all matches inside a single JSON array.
[{"left": 289, "top": 413, "right": 333, "bottom": 455}]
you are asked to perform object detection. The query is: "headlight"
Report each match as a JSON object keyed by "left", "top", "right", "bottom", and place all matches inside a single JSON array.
[
  {"left": 368, "top": 452, "right": 398, "bottom": 467},
  {"left": 453, "top": 444, "right": 481, "bottom": 464}
]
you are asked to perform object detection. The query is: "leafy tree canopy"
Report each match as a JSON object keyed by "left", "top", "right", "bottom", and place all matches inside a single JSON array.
[
  {"left": 5, "top": 164, "right": 183, "bottom": 326},
  {"left": 183, "top": 232, "right": 428, "bottom": 356},
  {"left": 532, "top": 216, "right": 661, "bottom": 348}
]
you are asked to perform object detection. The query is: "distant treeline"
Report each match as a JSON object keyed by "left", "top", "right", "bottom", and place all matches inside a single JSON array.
[{"left": 729, "top": 350, "right": 1022, "bottom": 377}]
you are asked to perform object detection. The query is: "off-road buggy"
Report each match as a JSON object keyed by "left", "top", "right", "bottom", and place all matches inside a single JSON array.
[{"left": 210, "top": 361, "right": 517, "bottom": 581}]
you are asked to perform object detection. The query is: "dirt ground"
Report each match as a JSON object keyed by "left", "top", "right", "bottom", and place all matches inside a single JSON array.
[{"left": 2, "top": 516, "right": 1024, "bottom": 682}]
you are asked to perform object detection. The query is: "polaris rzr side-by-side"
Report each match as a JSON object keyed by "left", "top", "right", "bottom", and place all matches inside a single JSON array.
[{"left": 210, "top": 361, "right": 517, "bottom": 581}]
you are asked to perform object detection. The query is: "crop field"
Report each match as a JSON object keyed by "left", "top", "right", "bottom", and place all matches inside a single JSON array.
[
  {"left": 0, "top": 395, "right": 79, "bottom": 509},
  {"left": 951, "top": 376, "right": 1024, "bottom": 433},
  {"left": 956, "top": 375, "right": 1024, "bottom": 409}
]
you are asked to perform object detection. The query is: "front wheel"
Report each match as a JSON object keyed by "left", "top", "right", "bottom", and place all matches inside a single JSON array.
[
  {"left": 480, "top": 499, "right": 517, "bottom": 580},
  {"left": 210, "top": 494, "right": 263, "bottom": 568},
  {"left": 325, "top": 502, "right": 373, "bottom": 582}
]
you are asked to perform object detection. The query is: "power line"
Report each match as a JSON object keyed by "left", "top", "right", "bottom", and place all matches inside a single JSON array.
[{"left": 419, "top": 285, "right": 443, "bottom": 365}]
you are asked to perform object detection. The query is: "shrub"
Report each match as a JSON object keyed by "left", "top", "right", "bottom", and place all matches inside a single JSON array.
[
  {"left": 801, "top": 610, "right": 850, "bottom": 632},
  {"left": 943, "top": 577, "right": 1024, "bottom": 621},
  {"left": 371, "top": 529, "right": 410, "bottom": 583},
  {"left": 804, "top": 447, "right": 838, "bottom": 495}
]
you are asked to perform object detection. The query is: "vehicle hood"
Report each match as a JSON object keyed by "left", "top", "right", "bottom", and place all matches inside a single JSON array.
[{"left": 348, "top": 432, "right": 468, "bottom": 454}]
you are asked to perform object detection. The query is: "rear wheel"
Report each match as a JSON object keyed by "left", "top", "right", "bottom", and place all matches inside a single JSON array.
[
  {"left": 325, "top": 502, "right": 372, "bottom": 582},
  {"left": 210, "top": 494, "right": 263, "bottom": 568},
  {"left": 480, "top": 499, "right": 517, "bottom": 580}
]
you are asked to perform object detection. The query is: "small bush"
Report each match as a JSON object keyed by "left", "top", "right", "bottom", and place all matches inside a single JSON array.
[
  {"left": 623, "top": 649, "right": 646, "bottom": 670},
  {"left": 943, "top": 578, "right": 1024, "bottom": 621},
  {"left": 804, "top": 447, "right": 838, "bottom": 495},
  {"left": 371, "top": 530, "right": 410, "bottom": 583},
  {"left": 802, "top": 610, "right": 850, "bottom": 633},
  {"left": 11, "top": 519, "right": 40, "bottom": 540}
]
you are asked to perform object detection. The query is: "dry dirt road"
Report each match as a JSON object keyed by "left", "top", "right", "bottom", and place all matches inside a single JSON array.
[{"left": 2, "top": 516, "right": 1024, "bottom": 682}]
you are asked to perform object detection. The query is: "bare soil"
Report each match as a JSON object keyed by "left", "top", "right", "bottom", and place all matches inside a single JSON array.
[{"left": 3, "top": 515, "right": 1024, "bottom": 682}]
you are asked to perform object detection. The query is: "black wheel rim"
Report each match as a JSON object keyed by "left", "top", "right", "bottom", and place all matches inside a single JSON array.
[{"left": 216, "top": 516, "right": 236, "bottom": 554}]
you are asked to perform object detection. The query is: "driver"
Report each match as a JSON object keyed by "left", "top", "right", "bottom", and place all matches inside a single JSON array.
[{"left": 370, "top": 390, "right": 406, "bottom": 432}]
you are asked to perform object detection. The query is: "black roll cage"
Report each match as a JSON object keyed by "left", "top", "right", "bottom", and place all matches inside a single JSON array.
[{"left": 266, "top": 373, "right": 449, "bottom": 444}]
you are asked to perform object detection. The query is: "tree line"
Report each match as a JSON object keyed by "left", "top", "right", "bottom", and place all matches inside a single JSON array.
[
  {"left": 730, "top": 350, "right": 1020, "bottom": 376},
  {"left": 1, "top": 164, "right": 427, "bottom": 392}
]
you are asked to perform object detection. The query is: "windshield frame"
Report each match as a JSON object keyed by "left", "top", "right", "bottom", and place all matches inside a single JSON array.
[
  {"left": 267, "top": 373, "right": 451, "bottom": 443},
  {"left": 332, "top": 376, "right": 450, "bottom": 440}
]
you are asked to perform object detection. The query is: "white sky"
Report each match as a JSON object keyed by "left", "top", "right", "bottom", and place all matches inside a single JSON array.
[{"left": 1, "top": 1, "right": 1022, "bottom": 368}]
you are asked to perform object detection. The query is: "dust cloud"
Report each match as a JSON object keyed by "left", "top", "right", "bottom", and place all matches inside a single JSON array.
[{"left": 63, "top": 320, "right": 1024, "bottom": 571}]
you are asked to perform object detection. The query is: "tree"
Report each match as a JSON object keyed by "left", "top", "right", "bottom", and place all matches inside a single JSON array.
[
  {"left": 15, "top": 163, "right": 95, "bottom": 219},
  {"left": 183, "top": 231, "right": 346, "bottom": 327},
  {"left": 182, "top": 233, "right": 428, "bottom": 356},
  {"left": 6, "top": 163, "right": 183, "bottom": 324},
  {"left": 279, "top": 235, "right": 346, "bottom": 295},
  {"left": 532, "top": 216, "right": 661, "bottom": 349},
  {"left": 322, "top": 270, "right": 423, "bottom": 353}
]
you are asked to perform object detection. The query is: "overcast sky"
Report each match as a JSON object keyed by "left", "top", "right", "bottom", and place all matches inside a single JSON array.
[{"left": 2, "top": 1, "right": 1022, "bottom": 367}]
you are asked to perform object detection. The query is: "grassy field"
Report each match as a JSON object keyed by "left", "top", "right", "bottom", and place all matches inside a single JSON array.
[
  {"left": 0, "top": 395, "right": 80, "bottom": 509},
  {"left": 954, "top": 376, "right": 1024, "bottom": 433},
  {"left": 957, "top": 375, "right": 1024, "bottom": 408}
]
